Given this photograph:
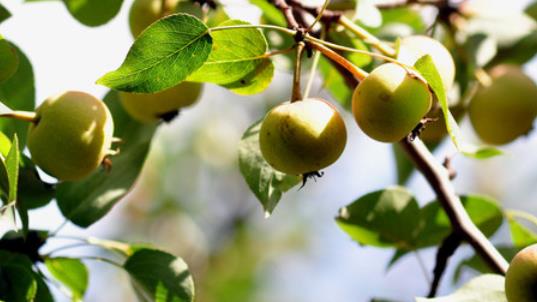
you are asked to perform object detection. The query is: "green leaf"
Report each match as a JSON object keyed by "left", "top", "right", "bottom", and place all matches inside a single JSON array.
[
  {"left": 45, "top": 257, "right": 88, "bottom": 301},
  {"left": 250, "top": 0, "right": 286, "bottom": 27},
  {"left": 97, "top": 13, "right": 212, "bottom": 93},
  {"left": 33, "top": 274, "right": 54, "bottom": 302},
  {"left": 527, "top": 1, "right": 537, "bottom": 21},
  {"left": 376, "top": 7, "right": 426, "bottom": 37},
  {"left": 62, "top": 0, "right": 124, "bottom": 27},
  {"left": 328, "top": 31, "right": 373, "bottom": 68},
  {"left": 188, "top": 20, "right": 272, "bottom": 87},
  {"left": 0, "top": 43, "right": 35, "bottom": 149},
  {"left": 491, "top": 30, "right": 537, "bottom": 65},
  {"left": 18, "top": 155, "right": 55, "bottom": 210},
  {"left": 0, "top": 251, "right": 38, "bottom": 302},
  {"left": 0, "top": 4, "right": 11, "bottom": 24},
  {"left": 238, "top": 120, "right": 300, "bottom": 216},
  {"left": 392, "top": 143, "right": 414, "bottom": 185},
  {"left": 5, "top": 135, "right": 19, "bottom": 204},
  {"left": 413, "top": 55, "right": 501, "bottom": 159},
  {"left": 506, "top": 213, "right": 537, "bottom": 248},
  {"left": 318, "top": 57, "right": 354, "bottom": 109},
  {"left": 56, "top": 90, "right": 157, "bottom": 227},
  {"left": 336, "top": 186, "right": 421, "bottom": 248},
  {"left": 453, "top": 247, "right": 518, "bottom": 283},
  {"left": 124, "top": 249, "right": 194, "bottom": 302},
  {"left": 417, "top": 195, "right": 503, "bottom": 248},
  {"left": 222, "top": 59, "right": 274, "bottom": 95},
  {"left": 416, "top": 274, "right": 506, "bottom": 302}
]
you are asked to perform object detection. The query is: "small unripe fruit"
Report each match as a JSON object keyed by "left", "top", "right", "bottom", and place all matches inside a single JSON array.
[
  {"left": 0, "top": 38, "right": 19, "bottom": 83},
  {"left": 505, "top": 244, "right": 537, "bottom": 302},
  {"left": 119, "top": 82, "right": 202, "bottom": 123},
  {"left": 397, "top": 35, "right": 456, "bottom": 90},
  {"left": 469, "top": 65, "right": 537, "bottom": 145},
  {"left": 352, "top": 63, "right": 432, "bottom": 143},
  {"left": 27, "top": 91, "right": 114, "bottom": 181},
  {"left": 129, "top": 0, "right": 179, "bottom": 38},
  {"left": 259, "top": 98, "right": 347, "bottom": 175}
]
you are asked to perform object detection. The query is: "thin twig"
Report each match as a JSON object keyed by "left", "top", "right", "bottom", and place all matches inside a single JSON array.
[
  {"left": 428, "top": 232, "right": 462, "bottom": 297},
  {"left": 303, "top": 30, "right": 325, "bottom": 99},
  {"left": 399, "top": 138, "right": 509, "bottom": 274},
  {"left": 270, "top": 0, "right": 301, "bottom": 30},
  {"left": 414, "top": 250, "right": 432, "bottom": 284}
]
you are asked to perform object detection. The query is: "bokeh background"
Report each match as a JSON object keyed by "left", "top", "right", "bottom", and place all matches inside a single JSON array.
[{"left": 1, "top": 0, "right": 537, "bottom": 301}]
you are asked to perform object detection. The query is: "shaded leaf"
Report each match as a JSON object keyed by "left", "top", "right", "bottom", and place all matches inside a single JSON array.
[
  {"left": 336, "top": 187, "right": 421, "bottom": 248},
  {"left": 223, "top": 59, "right": 274, "bottom": 95},
  {"left": 0, "top": 4, "right": 10, "bottom": 24},
  {"left": 98, "top": 14, "right": 212, "bottom": 93},
  {"left": 56, "top": 90, "right": 156, "bottom": 227},
  {"left": 453, "top": 247, "right": 518, "bottom": 283},
  {"left": 124, "top": 249, "right": 194, "bottom": 302},
  {"left": 238, "top": 120, "right": 300, "bottom": 216}
]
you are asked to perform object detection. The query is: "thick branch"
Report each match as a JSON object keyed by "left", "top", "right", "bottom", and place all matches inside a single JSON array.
[{"left": 399, "top": 138, "right": 509, "bottom": 274}]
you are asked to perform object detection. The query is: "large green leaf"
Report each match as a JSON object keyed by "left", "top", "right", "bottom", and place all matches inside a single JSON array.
[
  {"left": 0, "top": 44, "right": 35, "bottom": 149},
  {"left": 98, "top": 14, "right": 212, "bottom": 93},
  {"left": 62, "top": 0, "right": 124, "bottom": 26},
  {"left": 507, "top": 214, "right": 537, "bottom": 248},
  {"left": 238, "top": 120, "right": 300, "bottom": 216},
  {"left": 124, "top": 249, "right": 194, "bottom": 302},
  {"left": 414, "top": 55, "right": 501, "bottom": 159},
  {"left": 188, "top": 20, "right": 272, "bottom": 86},
  {"left": 416, "top": 195, "right": 503, "bottom": 248},
  {"left": 416, "top": 274, "right": 506, "bottom": 302},
  {"left": 45, "top": 257, "right": 88, "bottom": 301},
  {"left": 336, "top": 187, "right": 422, "bottom": 248},
  {"left": 56, "top": 90, "right": 156, "bottom": 227},
  {"left": 18, "top": 155, "right": 55, "bottom": 210}
]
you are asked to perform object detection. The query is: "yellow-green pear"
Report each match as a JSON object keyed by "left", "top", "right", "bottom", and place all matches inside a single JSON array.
[
  {"left": 27, "top": 91, "right": 114, "bottom": 181},
  {"left": 352, "top": 63, "right": 432, "bottom": 143},
  {"left": 259, "top": 98, "right": 347, "bottom": 175},
  {"left": 469, "top": 65, "right": 537, "bottom": 145},
  {"left": 119, "top": 82, "right": 202, "bottom": 123},
  {"left": 129, "top": 0, "right": 179, "bottom": 38},
  {"left": 505, "top": 244, "right": 537, "bottom": 302}
]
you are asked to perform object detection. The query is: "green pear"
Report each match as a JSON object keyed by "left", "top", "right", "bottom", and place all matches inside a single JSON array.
[
  {"left": 469, "top": 65, "right": 537, "bottom": 145},
  {"left": 129, "top": 0, "right": 179, "bottom": 38},
  {"left": 259, "top": 98, "right": 347, "bottom": 175},
  {"left": 352, "top": 63, "right": 432, "bottom": 142},
  {"left": 119, "top": 81, "right": 202, "bottom": 123},
  {"left": 27, "top": 91, "right": 114, "bottom": 181},
  {"left": 505, "top": 244, "right": 537, "bottom": 302}
]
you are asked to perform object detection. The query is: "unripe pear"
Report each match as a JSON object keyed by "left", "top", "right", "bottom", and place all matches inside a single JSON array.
[
  {"left": 0, "top": 38, "right": 19, "bottom": 83},
  {"left": 27, "top": 91, "right": 114, "bottom": 181},
  {"left": 397, "top": 35, "right": 456, "bottom": 90},
  {"left": 129, "top": 0, "right": 179, "bottom": 38},
  {"left": 119, "top": 81, "right": 202, "bottom": 123},
  {"left": 469, "top": 65, "right": 537, "bottom": 145},
  {"left": 352, "top": 63, "right": 432, "bottom": 143},
  {"left": 259, "top": 98, "right": 347, "bottom": 175},
  {"left": 505, "top": 244, "right": 537, "bottom": 302}
]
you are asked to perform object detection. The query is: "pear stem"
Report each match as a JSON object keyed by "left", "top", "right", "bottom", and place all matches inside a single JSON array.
[
  {"left": 291, "top": 42, "right": 305, "bottom": 102},
  {"left": 307, "top": 40, "right": 369, "bottom": 81},
  {"left": 0, "top": 111, "right": 38, "bottom": 123}
]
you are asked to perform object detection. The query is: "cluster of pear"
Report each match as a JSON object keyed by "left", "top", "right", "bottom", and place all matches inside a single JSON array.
[
  {"left": 9, "top": 0, "right": 204, "bottom": 182},
  {"left": 259, "top": 35, "right": 537, "bottom": 176}
]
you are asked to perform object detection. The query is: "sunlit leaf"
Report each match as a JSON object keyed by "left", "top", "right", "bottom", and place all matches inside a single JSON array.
[
  {"left": 98, "top": 14, "right": 212, "bottom": 93},
  {"left": 45, "top": 257, "right": 88, "bottom": 301}
]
